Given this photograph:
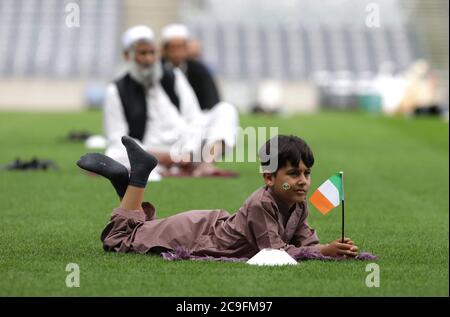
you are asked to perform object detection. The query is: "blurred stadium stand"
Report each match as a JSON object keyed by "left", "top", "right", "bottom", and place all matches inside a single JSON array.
[
  {"left": 0, "top": 0, "right": 121, "bottom": 78},
  {"left": 187, "top": 23, "right": 422, "bottom": 79},
  {"left": 0, "top": 0, "right": 178, "bottom": 110},
  {"left": 182, "top": 0, "right": 447, "bottom": 113},
  {"left": 0, "top": 0, "right": 447, "bottom": 113}
]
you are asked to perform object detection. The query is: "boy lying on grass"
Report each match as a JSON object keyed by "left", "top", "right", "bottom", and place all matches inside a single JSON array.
[{"left": 77, "top": 135, "right": 367, "bottom": 261}]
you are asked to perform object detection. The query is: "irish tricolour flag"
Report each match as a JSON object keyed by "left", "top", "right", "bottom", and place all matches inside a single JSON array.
[{"left": 309, "top": 172, "right": 343, "bottom": 215}]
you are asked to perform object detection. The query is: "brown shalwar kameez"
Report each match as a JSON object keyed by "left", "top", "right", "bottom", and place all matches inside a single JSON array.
[{"left": 100, "top": 186, "right": 320, "bottom": 259}]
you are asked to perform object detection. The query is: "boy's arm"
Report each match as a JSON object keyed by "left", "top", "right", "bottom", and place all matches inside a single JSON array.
[
  {"left": 290, "top": 221, "right": 320, "bottom": 248},
  {"left": 289, "top": 206, "right": 358, "bottom": 258},
  {"left": 246, "top": 202, "right": 322, "bottom": 259},
  {"left": 290, "top": 204, "right": 320, "bottom": 248}
]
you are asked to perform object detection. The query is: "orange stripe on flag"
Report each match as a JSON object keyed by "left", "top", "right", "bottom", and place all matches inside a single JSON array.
[{"left": 309, "top": 190, "right": 335, "bottom": 215}]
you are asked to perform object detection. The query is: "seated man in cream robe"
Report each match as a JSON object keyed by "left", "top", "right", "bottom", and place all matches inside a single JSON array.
[
  {"left": 159, "top": 24, "right": 240, "bottom": 173},
  {"left": 103, "top": 25, "right": 239, "bottom": 180},
  {"left": 160, "top": 24, "right": 223, "bottom": 112}
]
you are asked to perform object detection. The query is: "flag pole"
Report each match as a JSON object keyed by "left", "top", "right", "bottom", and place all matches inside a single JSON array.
[{"left": 340, "top": 171, "right": 345, "bottom": 243}]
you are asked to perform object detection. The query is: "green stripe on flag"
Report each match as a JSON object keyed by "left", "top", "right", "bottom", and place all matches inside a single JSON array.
[{"left": 329, "top": 173, "right": 343, "bottom": 201}]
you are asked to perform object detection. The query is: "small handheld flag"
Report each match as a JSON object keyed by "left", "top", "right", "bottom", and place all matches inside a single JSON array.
[
  {"left": 309, "top": 172, "right": 343, "bottom": 214},
  {"left": 309, "top": 172, "right": 345, "bottom": 242}
]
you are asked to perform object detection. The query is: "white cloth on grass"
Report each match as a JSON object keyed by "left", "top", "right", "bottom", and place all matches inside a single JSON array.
[{"left": 246, "top": 248, "right": 298, "bottom": 266}]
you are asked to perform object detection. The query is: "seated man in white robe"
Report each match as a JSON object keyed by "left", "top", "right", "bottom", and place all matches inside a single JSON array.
[
  {"left": 103, "top": 25, "right": 238, "bottom": 180},
  {"left": 159, "top": 25, "right": 239, "bottom": 175},
  {"left": 160, "top": 24, "right": 222, "bottom": 112}
]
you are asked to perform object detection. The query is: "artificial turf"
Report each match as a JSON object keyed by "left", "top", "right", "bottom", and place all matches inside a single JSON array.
[{"left": 0, "top": 111, "right": 448, "bottom": 296}]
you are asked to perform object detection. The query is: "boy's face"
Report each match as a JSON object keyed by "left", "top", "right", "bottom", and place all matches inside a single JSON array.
[{"left": 263, "top": 161, "right": 312, "bottom": 207}]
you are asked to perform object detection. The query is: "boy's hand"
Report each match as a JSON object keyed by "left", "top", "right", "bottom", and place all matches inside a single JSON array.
[
  {"left": 338, "top": 237, "right": 355, "bottom": 245},
  {"left": 319, "top": 237, "right": 358, "bottom": 258}
]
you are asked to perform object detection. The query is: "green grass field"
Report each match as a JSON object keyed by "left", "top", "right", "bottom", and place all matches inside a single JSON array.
[{"left": 0, "top": 111, "right": 448, "bottom": 296}]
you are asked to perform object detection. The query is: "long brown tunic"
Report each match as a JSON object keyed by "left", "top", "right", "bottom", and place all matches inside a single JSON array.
[{"left": 100, "top": 186, "right": 320, "bottom": 259}]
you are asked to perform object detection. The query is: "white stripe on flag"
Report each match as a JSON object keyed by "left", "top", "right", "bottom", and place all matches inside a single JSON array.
[{"left": 318, "top": 180, "right": 340, "bottom": 207}]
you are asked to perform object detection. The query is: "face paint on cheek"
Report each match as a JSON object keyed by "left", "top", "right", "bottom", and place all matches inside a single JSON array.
[{"left": 282, "top": 182, "right": 291, "bottom": 191}]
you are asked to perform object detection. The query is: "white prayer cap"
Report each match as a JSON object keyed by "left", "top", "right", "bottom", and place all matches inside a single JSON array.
[
  {"left": 161, "top": 24, "right": 190, "bottom": 43},
  {"left": 122, "top": 25, "right": 155, "bottom": 51}
]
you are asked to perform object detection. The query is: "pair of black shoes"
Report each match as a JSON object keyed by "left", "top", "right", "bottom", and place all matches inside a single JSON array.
[{"left": 4, "top": 158, "right": 58, "bottom": 171}]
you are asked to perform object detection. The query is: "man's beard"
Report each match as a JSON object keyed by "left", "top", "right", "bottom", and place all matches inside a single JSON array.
[{"left": 128, "top": 60, "right": 162, "bottom": 88}]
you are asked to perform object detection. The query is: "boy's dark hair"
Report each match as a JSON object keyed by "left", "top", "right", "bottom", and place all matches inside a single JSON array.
[{"left": 259, "top": 135, "right": 314, "bottom": 173}]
